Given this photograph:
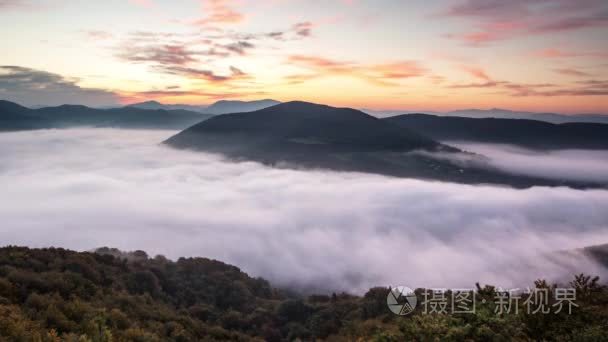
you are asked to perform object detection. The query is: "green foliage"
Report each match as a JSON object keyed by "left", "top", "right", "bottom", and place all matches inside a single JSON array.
[{"left": 0, "top": 246, "right": 606, "bottom": 341}]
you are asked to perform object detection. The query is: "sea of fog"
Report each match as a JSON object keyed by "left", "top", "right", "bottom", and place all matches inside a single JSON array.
[{"left": 1, "top": 128, "right": 607, "bottom": 293}]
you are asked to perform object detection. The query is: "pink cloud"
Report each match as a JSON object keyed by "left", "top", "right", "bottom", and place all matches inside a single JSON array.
[
  {"left": 129, "top": 0, "right": 154, "bottom": 8},
  {"left": 532, "top": 48, "right": 608, "bottom": 59},
  {"left": 441, "top": 0, "right": 608, "bottom": 46},
  {"left": 286, "top": 55, "right": 426, "bottom": 86},
  {"left": 195, "top": 0, "right": 245, "bottom": 26},
  {"left": 83, "top": 30, "right": 114, "bottom": 41},
  {"left": 460, "top": 66, "right": 491, "bottom": 81},
  {"left": 553, "top": 68, "right": 591, "bottom": 77}
]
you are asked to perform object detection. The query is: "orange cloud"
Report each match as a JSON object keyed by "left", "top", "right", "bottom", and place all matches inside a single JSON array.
[
  {"left": 532, "top": 48, "right": 608, "bottom": 59},
  {"left": 553, "top": 68, "right": 590, "bottom": 77},
  {"left": 286, "top": 55, "right": 426, "bottom": 87},
  {"left": 460, "top": 65, "right": 491, "bottom": 81},
  {"left": 195, "top": 0, "right": 245, "bottom": 26}
]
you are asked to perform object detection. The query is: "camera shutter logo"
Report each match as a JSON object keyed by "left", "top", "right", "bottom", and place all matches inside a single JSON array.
[{"left": 387, "top": 286, "right": 417, "bottom": 315}]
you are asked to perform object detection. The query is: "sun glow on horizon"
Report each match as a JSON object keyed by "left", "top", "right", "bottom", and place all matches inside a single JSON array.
[{"left": 0, "top": 0, "right": 606, "bottom": 113}]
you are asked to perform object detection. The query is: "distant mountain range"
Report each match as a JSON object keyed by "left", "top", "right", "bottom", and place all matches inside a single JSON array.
[
  {"left": 164, "top": 101, "right": 603, "bottom": 189},
  {"left": 127, "top": 99, "right": 281, "bottom": 115},
  {"left": 363, "top": 108, "right": 608, "bottom": 124},
  {"left": 385, "top": 114, "right": 608, "bottom": 150},
  {"left": 125, "top": 100, "right": 207, "bottom": 112},
  {"left": 3, "top": 98, "right": 607, "bottom": 187},
  {"left": 444, "top": 108, "right": 608, "bottom": 125},
  {"left": 0, "top": 100, "right": 213, "bottom": 131},
  {"left": 204, "top": 99, "right": 282, "bottom": 114},
  {"left": 122, "top": 99, "right": 608, "bottom": 125}
]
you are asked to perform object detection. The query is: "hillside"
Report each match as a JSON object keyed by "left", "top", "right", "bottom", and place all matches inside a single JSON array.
[
  {"left": 0, "top": 100, "right": 50, "bottom": 131},
  {"left": 444, "top": 108, "right": 608, "bottom": 125},
  {"left": 0, "top": 246, "right": 606, "bottom": 341},
  {"left": 35, "top": 105, "right": 213, "bottom": 130},
  {"left": 384, "top": 114, "right": 608, "bottom": 149},
  {"left": 164, "top": 101, "right": 601, "bottom": 188}
]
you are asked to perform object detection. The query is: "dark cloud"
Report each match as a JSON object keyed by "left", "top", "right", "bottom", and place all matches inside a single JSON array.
[
  {"left": 266, "top": 31, "right": 284, "bottom": 40},
  {"left": 117, "top": 44, "right": 199, "bottom": 66},
  {"left": 220, "top": 41, "right": 255, "bottom": 55},
  {"left": 113, "top": 18, "right": 315, "bottom": 79},
  {"left": 113, "top": 18, "right": 315, "bottom": 84},
  {"left": 0, "top": 65, "right": 120, "bottom": 107},
  {"left": 229, "top": 66, "right": 246, "bottom": 77},
  {"left": 270, "top": 22, "right": 316, "bottom": 41},
  {"left": 114, "top": 36, "right": 253, "bottom": 84},
  {"left": 151, "top": 65, "right": 249, "bottom": 83},
  {"left": 292, "top": 22, "right": 313, "bottom": 37}
]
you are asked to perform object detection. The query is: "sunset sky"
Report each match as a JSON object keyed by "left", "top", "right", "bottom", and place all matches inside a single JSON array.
[{"left": 1, "top": 0, "right": 607, "bottom": 113}]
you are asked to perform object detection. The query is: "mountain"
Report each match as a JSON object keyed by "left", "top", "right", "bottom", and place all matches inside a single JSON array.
[
  {"left": 127, "top": 99, "right": 281, "bottom": 115},
  {"left": 35, "top": 105, "right": 213, "bottom": 130},
  {"left": 204, "top": 99, "right": 281, "bottom": 115},
  {"left": 165, "top": 100, "right": 440, "bottom": 153},
  {"left": 127, "top": 100, "right": 208, "bottom": 112},
  {"left": 361, "top": 107, "right": 608, "bottom": 124},
  {"left": 360, "top": 108, "right": 442, "bottom": 117},
  {"left": 384, "top": 113, "right": 608, "bottom": 150},
  {"left": 164, "top": 101, "right": 600, "bottom": 188},
  {"left": 0, "top": 100, "right": 49, "bottom": 131},
  {"left": 0, "top": 100, "right": 213, "bottom": 130},
  {"left": 444, "top": 108, "right": 608, "bottom": 124}
]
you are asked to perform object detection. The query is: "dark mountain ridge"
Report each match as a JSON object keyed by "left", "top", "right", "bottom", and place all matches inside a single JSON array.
[
  {"left": 384, "top": 113, "right": 608, "bottom": 150},
  {"left": 444, "top": 108, "right": 608, "bottom": 124},
  {"left": 0, "top": 100, "right": 51, "bottom": 131},
  {"left": 362, "top": 107, "right": 608, "bottom": 124},
  {"left": 164, "top": 101, "right": 602, "bottom": 188},
  {"left": 0, "top": 100, "right": 213, "bottom": 130},
  {"left": 127, "top": 99, "right": 281, "bottom": 114},
  {"left": 127, "top": 100, "right": 209, "bottom": 112},
  {"left": 165, "top": 101, "right": 441, "bottom": 156}
]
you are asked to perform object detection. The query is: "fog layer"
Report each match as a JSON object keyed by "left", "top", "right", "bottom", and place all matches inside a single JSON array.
[
  {"left": 1, "top": 129, "right": 607, "bottom": 293},
  {"left": 448, "top": 142, "right": 608, "bottom": 183}
]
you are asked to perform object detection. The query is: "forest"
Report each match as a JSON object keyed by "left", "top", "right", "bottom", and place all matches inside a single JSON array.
[{"left": 0, "top": 246, "right": 606, "bottom": 341}]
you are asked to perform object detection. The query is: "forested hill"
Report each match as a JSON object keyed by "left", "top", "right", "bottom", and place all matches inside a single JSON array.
[
  {"left": 384, "top": 113, "right": 608, "bottom": 150},
  {"left": 0, "top": 246, "right": 607, "bottom": 341}
]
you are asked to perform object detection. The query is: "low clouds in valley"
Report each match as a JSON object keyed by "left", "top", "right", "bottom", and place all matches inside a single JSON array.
[
  {"left": 449, "top": 142, "right": 608, "bottom": 183},
  {"left": 0, "top": 129, "right": 607, "bottom": 293}
]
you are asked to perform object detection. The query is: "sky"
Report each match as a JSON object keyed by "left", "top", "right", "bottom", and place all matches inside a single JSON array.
[{"left": 0, "top": 0, "right": 607, "bottom": 113}]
